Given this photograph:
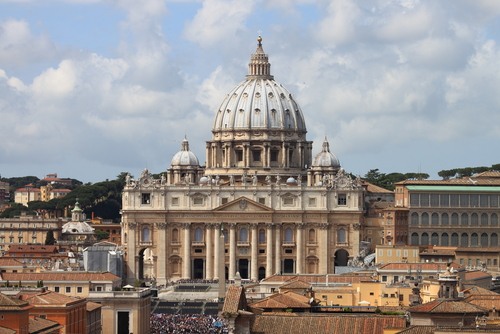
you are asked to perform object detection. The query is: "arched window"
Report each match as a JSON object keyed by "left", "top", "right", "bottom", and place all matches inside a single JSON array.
[
  {"left": 460, "top": 233, "right": 469, "bottom": 247},
  {"left": 470, "top": 233, "right": 478, "bottom": 246},
  {"left": 411, "top": 233, "right": 419, "bottom": 245},
  {"left": 421, "top": 213, "right": 429, "bottom": 225},
  {"left": 421, "top": 232, "right": 429, "bottom": 245},
  {"left": 431, "top": 233, "right": 439, "bottom": 245},
  {"left": 431, "top": 213, "right": 439, "bottom": 226},
  {"left": 337, "top": 228, "right": 346, "bottom": 244},
  {"left": 441, "top": 213, "right": 449, "bottom": 226},
  {"left": 172, "top": 228, "right": 179, "bottom": 243},
  {"left": 308, "top": 229, "right": 316, "bottom": 243},
  {"left": 451, "top": 233, "right": 459, "bottom": 246},
  {"left": 470, "top": 213, "right": 478, "bottom": 226},
  {"left": 194, "top": 227, "right": 203, "bottom": 242},
  {"left": 142, "top": 226, "right": 150, "bottom": 242},
  {"left": 492, "top": 213, "right": 498, "bottom": 226},
  {"left": 491, "top": 233, "right": 498, "bottom": 247},
  {"left": 451, "top": 213, "right": 459, "bottom": 225},
  {"left": 411, "top": 213, "right": 418, "bottom": 225},
  {"left": 461, "top": 213, "right": 468, "bottom": 226},
  {"left": 258, "top": 229, "right": 266, "bottom": 244},
  {"left": 481, "top": 233, "right": 488, "bottom": 247},
  {"left": 284, "top": 228, "right": 293, "bottom": 243},
  {"left": 481, "top": 213, "right": 488, "bottom": 226},
  {"left": 441, "top": 233, "right": 449, "bottom": 246},
  {"left": 239, "top": 228, "right": 248, "bottom": 242}
]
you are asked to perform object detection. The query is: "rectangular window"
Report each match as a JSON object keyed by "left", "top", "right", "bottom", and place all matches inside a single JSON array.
[
  {"left": 141, "top": 193, "right": 151, "bottom": 204},
  {"left": 382, "top": 275, "right": 387, "bottom": 282},
  {"left": 193, "top": 197, "right": 204, "bottom": 205},
  {"left": 171, "top": 197, "right": 179, "bottom": 206},
  {"left": 252, "top": 150, "right": 261, "bottom": 162},
  {"left": 77, "top": 287, "right": 83, "bottom": 293},
  {"left": 470, "top": 194, "right": 479, "bottom": 207},
  {"left": 221, "top": 198, "right": 228, "bottom": 204},
  {"left": 430, "top": 194, "right": 439, "bottom": 207},
  {"left": 54, "top": 287, "right": 60, "bottom": 293},
  {"left": 460, "top": 194, "right": 469, "bottom": 207},
  {"left": 270, "top": 150, "right": 279, "bottom": 162},
  {"left": 65, "top": 287, "right": 71, "bottom": 293},
  {"left": 440, "top": 194, "right": 449, "bottom": 207},
  {"left": 337, "top": 194, "right": 347, "bottom": 206},
  {"left": 283, "top": 197, "right": 294, "bottom": 206},
  {"left": 450, "top": 194, "right": 459, "bottom": 206},
  {"left": 285, "top": 249, "right": 293, "bottom": 254},
  {"left": 420, "top": 193, "right": 429, "bottom": 207},
  {"left": 308, "top": 197, "right": 316, "bottom": 207},
  {"left": 410, "top": 194, "right": 419, "bottom": 207},
  {"left": 236, "top": 150, "right": 243, "bottom": 162},
  {"left": 258, "top": 198, "right": 266, "bottom": 205}
]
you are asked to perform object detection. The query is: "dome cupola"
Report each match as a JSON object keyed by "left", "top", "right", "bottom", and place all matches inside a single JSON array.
[
  {"left": 170, "top": 137, "right": 199, "bottom": 167},
  {"left": 312, "top": 137, "right": 340, "bottom": 168}
]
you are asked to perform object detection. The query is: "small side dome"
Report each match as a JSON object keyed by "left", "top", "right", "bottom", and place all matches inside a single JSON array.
[
  {"left": 199, "top": 176, "right": 209, "bottom": 185},
  {"left": 312, "top": 137, "right": 340, "bottom": 168},
  {"left": 170, "top": 137, "right": 200, "bottom": 167},
  {"left": 286, "top": 177, "right": 297, "bottom": 185}
]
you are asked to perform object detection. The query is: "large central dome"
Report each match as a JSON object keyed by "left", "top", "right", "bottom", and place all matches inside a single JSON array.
[
  {"left": 205, "top": 37, "right": 313, "bottom": 178},
  {"left": 212, "top": 37, "right": 307, "bottom": 133}
]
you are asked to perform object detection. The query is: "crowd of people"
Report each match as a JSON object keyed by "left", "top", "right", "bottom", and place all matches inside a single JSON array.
[{"left": 150, "top": 314, "right": 228, "bottom": 334}]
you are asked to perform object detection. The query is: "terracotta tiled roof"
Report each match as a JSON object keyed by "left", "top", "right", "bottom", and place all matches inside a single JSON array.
[
  {"left": 15, "top": 187, "right": 41, "bottom": 192},
  {"left": 462, "top": 286, "right": 499, "bottom": 297},
  {"left": 261, "top": 274, "right": 373, "bottom": 284},
  {"left": 7, "top": 245, "right": 58, "bottom": 254},
  {"left": 29, "top": 317, "right": 63, "bottom": 333},
  {"left": 280, "top": 280, "right": 311, "bottom": 290},
  {"left": 19, "top": 290, "right": 83, "bottom": 306},
  {"left": 395, "top": 326, "right": 436, "bottom": 334},
  {"left": 87, "top": 301, "right": 102, "bottom": 312},
  {"left": 475, "top": 171, "right": 500, "bottom": 178},
  {"left": 0, "top": 326, "right": 16, "bottom": 334},
  {"left": 222, "top": 285, "right": 247, "bottom": 315},
  {"left": 465, "top": 295, "right": 500, "bottom": 311},
  {"left": 251, "top": 313, "right": 406, "bottom": 334},
  {"left": 364, "top": 182, "right": 393, "bottom": 193},
  {"left": 377, "top": 262, "right": 461, "bottom": 271},
  {"left": 250, "top": 291, "right": 311, "bottom": 310},
  {"left": 0, "top": 258, "right": 25, "bottom": 267},
  {"left": 1, "top": 271, "right": 120, "bottom": 282},
  {"left": 0, "top": 293, "right": 31, "bottom": 311},
  {"left": 408, "top": 299, "right": 488, "bottom": 314}
]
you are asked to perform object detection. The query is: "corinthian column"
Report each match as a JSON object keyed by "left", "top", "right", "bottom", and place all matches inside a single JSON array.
[
  {"left": 250, "top": 224, "right": 258, "bottom": 281},
  {"left": 296, "top": 223, "right": 305, "bottom": 274},
  {"left": 275, "top": 224, "right": 282, "bottom": 274},
  {"left": 266, "top": 224, "right": 273, "bottom": 277},
  {"left": 127, "top": 222, "right": 137, "bottom": 284},
  {"left": 206, "top": 225, "right": 213, "bottom": 280},
  {"left": 318, "top": 223, "right": 329, "bottom": 274},
  {"left": 229, "top": 223, "right": 236, "bottom": 280},
  {"left": 214, "top": 225, "right": 221, "bottom": 280},
  {"left": 156, "top": 222, "right": 167, "bottom": 285},
  {"left": 182, "top": 223, "right": 191, "bottom": 279}
]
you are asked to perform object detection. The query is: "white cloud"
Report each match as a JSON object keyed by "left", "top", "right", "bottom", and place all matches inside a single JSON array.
[{"left": 184, "top": 0, "right": 257, "bottom": 48}]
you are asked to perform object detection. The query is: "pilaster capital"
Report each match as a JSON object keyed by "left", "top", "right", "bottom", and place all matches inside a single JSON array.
[
  {"left": 249, "top": 223, "right": 259, "bottom": 230},
  {"left": 319, "top": 223, "right": 330, "bottom": 230},
  {"left": 128, "top": 222, "right": 137, "bottom": 229},
  {"left": 266, "top": 223, "right": 274, "bottom": 230},
  {"left": 297, "top": 223, "right": 307, "bottom": 230},
  {"left": 181, "top": 223, "right": 191, "bottom": 230},
  {"left": 156, "top": 222, "right": 167, "bottom": 230},
  {"left": 228, "top": 222, "right": 237, "bottom": 229}
]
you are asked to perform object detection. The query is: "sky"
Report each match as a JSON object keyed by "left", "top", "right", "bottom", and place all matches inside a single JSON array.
[{"left": 1, "top": 0, "right": 499, "bottom": 184}]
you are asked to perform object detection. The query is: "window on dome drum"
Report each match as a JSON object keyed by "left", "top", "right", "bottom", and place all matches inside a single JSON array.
[
  {"left": 252, "top": 150, "right": 261, "bottom": 162},
  {"left": 236, "top": 150, "right": 243, "bottom": 162},
  {"left": 271, "top": 149, "right": 279, "bottom": 162},
  {"left": 337, "top": 194, "right": 347, "bottom": 206},
  {"left": 141, "top": 193, "right": 150, "bottom": 204}
]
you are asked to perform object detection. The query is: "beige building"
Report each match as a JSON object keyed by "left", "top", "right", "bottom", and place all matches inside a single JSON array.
[
  {"left": 0, "top": 217, "right": 63, "bottom": 254},
  {"left": 121, "top": 37, "right": 366, "bottom": 285}
]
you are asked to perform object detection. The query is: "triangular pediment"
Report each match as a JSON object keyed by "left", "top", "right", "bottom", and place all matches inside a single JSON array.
[{"left": 214, "top": 196, "right": 273, "bottom": 212}]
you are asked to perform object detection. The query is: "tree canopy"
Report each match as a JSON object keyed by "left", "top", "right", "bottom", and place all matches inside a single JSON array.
[
  {"left": 437, "top": 164, "right": 500, "bottom": 179},
  {"left": 363, "top": 169, "right": 429, "bottom": 190}
]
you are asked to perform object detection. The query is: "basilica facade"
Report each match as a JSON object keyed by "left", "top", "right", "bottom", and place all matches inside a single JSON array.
[{"left": 121, "top": 37, "right": 365, "bottom": 285}]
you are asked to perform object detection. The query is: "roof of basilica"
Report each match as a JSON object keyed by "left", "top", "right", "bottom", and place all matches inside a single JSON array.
[{"left": 212, "top": 36, "right": 307, "bottom": 135}]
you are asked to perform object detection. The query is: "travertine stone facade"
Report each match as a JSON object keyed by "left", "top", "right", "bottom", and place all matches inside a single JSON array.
[{"left": 121, "top": 37, "right": 365, "bottom": 285}]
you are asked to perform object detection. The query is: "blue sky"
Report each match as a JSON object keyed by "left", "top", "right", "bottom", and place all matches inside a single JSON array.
[{"left": 1, "top": 0, "right": 500, "bottom": 183}]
